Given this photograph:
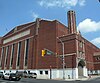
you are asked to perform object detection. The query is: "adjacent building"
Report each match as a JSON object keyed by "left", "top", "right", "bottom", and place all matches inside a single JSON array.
[{"left": 0, "top": 10, "right": 100, "bottom": 79}]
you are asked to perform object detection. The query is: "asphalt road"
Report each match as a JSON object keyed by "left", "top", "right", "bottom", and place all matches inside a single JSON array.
[{"left": 0, "top": 77, "right": 100, "bottom": 83}]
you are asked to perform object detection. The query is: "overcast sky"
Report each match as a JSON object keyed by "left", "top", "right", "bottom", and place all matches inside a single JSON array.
[{"left": 0, "top": 0, "right": 100, "bottom": 47}]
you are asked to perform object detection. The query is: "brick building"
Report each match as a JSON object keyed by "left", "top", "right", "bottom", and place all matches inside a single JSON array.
[{"left": 0, "top": 10, "right": 100, "bottom": 79}]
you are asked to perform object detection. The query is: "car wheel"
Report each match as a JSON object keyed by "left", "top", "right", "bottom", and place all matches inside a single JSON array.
[{"left": 2, "top": 76, "right": 5, "bottom": 80}]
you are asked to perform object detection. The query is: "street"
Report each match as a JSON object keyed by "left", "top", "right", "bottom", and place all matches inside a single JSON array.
[{"left": 0, "top": 77, "right": 100, "bottom": 83}]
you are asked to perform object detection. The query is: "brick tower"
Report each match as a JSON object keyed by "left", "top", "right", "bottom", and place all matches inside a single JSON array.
[{"left": 67, "top": 10, "right": 77, "bottom": 34}]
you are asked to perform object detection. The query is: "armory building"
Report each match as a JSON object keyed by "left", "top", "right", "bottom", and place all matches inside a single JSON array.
[{"left": 0, "top": 10, "right": 100, "bottom": 79}]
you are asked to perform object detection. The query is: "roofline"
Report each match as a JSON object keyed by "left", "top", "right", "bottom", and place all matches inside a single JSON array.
[{"left": 3, "top": 22, "right": 35, "bottom": 39}]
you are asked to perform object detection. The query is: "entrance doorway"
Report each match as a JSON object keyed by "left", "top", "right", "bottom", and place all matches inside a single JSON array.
[{"left": 78, "top": 60, "right": 85, "bottom": 76}]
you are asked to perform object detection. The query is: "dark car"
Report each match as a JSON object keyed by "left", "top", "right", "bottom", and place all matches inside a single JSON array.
[
  {"left": 9, "top": 73, "right": 21, "bottom": 81},
  {"left": 3, "top": 73, "right": 21, "bottom": 81}
]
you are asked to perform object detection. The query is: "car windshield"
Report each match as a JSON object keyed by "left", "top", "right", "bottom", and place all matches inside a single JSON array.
[{"left": 0, "top": 72, "right": 3, "bottom": 74}]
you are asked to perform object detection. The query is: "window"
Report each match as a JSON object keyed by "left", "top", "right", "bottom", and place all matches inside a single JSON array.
[
  {"left": 79, "top": 41, "right": 83, "bottom": 48},
  {"left": 25, "top": 39, "right": 29, "bottom": 66},
  {"left": 96, "top": 57, "right": 100, "bottom": 60},
  {"left": 78, "top": 51, "right": 82, "bottom": 57},
  {"left": 40, "top": 71, "right": 43, "bottom": 74},
  {"left": 0, "top": 47, "right": 4, "bottom": 67},
  {"left": 17, "top": 42, "right": 21, "bottom": 66},
  {"left": 45, "top": 71, "right": 48, "bottom": 75},
  {"left": 5, "top": 46, "right": 9, "bottom": 66},
  {"left": 11, "top": 44, "right": 15, "bottom": 67},
  {"left": 95, "top": 70, "right": 98, "bottom": 74},
  {"left": 90, "top": 70, "right": 93, "bottom": 74},
  {"left": 96, "top": 57, "right": 98, "bottom": 60}
]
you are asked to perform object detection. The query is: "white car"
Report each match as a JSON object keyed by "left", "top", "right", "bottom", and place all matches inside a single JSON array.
[
  {"left": 23, "top": 73, "right": 37, "bottom": 79},
  {"left": 28, "top": 73, "right": 37, "bottom": 78},
  {"left": 3, "top": 73, "right": 10, "bottom": 80},
  {"left": 3, "top": 73, "right": 21, "bottom": 81}
]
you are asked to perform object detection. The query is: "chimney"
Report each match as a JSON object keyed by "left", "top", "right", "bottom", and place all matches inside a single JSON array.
[
  {"left": 35, "top": 18, "right": 41, "bottom": 35},
  {"left": 67, "top": 10, "right": 77, "bottom": 34}
]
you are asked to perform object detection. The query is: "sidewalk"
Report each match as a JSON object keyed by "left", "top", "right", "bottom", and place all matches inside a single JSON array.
[
  {"left": 88, "top": 75, "right": 100, "bottom": 80},
  {"left": 52, "top": 75, "right": 100, "bottom": 81},
  {"left": 64, "top": 75, "right": 100, "bottom": 81}
]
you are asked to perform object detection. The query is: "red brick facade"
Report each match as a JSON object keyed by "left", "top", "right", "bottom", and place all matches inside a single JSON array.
[{"left": 0, "top": 10, "right": 100, "bottom": 75}]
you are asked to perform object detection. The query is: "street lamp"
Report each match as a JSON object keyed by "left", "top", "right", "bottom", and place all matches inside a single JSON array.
[{"left": 57, "top": 37, "right": 65, "bottom": 80}]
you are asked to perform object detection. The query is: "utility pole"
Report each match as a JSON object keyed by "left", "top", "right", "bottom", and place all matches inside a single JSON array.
[{"left": 57, "top": 37, "right": 65, "bottom": 80}]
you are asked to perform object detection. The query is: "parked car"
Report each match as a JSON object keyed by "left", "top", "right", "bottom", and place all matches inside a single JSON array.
[
  {"left": 27, "top": 73, "right": 37, "bottom": 78},
  {"left": 23, "top": 73, "right": 37, "bottom": 79},
  {"left": 3, "top": 73, "right": 21, "bottom": 81},
  {"left": 16, "top": 71, "right": 27, "bottom": 77},
  {"left": 0, "top": 72, "right": 3, "bottom": 78},
  {"left": 3, "top": 73, "right": 10, "bottom": 80},
  {"left": 16, "top": 71, "right": 37, "bottom": 79}
]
